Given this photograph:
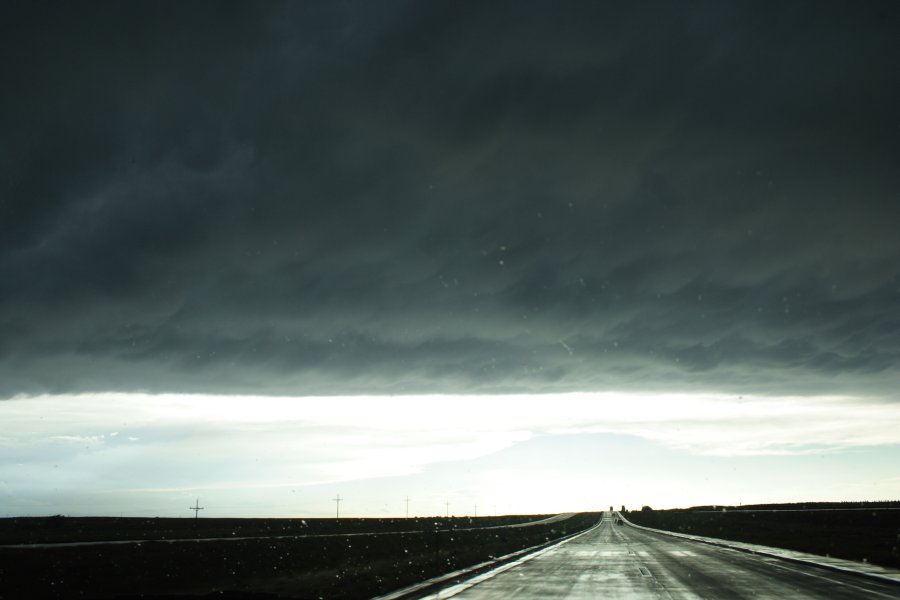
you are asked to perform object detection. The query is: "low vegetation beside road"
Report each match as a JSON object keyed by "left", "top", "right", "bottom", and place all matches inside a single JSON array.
[
  {"left": 626, "top": 502, "right": 900, "bottom": 569},
  {"left": 0, "top": 512, "right": 601, "bottom": 599},
  {"left": 0, "top": 514, "right": 551, "bottom": 546}
]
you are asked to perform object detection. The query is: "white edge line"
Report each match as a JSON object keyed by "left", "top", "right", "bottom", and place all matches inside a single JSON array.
[
  {"left": 617, "top": 512, "right": 900, "bottom": 586},
  {"left": 758, "top": 555, "right": 900, "bottom": 600},
  {"left": 374, "top": 517, "right": 606, "bottom": 600},
  {"left": 418, "top": 519, "right": 606, "bottom": 599}
]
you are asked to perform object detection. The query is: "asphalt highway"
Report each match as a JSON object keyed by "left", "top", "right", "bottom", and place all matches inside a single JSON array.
[{"left": 431, "top": 513, "right": 900, "bottom": 599}]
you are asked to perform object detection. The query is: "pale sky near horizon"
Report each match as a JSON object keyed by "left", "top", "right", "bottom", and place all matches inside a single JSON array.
[
  {"left": 3, "top": 392, "right": 898, "bottom": 518},
  {"left": 2, "top": 2, "right": 899, "bottom": 518}
]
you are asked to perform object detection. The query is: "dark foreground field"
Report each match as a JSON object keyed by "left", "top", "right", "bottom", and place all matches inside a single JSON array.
[
  {"left": 626, "top": 501, "right": 900, "bottom": 569},
  {"left": 0, "top": 512, "right": 600, "bottom": 599}
]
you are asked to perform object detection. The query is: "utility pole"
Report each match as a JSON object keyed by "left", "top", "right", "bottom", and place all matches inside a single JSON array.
[
  {"left": 446, "top": 500, "right": 450, "bottom": 518},
  {"left": 474, "top": 503, "right": 477, "bottom": 517},
  {"left": 405, "top": 496, "right": 410, "bottom": 518},
  {"left": 333, "top": 494, "right": 342, "bottom": 519},
  {"left": 189, "top": 499, "right": 204, "bottom": 519}
]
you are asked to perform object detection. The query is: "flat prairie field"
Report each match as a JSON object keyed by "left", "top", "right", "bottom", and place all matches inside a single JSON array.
[
  {"left": 627, "top": 503, "right": 900, "bottom": 570},
  {"left": 0, "top": 513, "right": 600, "bottom": 599}
]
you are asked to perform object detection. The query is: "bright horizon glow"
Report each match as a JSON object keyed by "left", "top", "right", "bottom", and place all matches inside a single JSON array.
[{"left": 2, "top": 392, "right": 899, "bottom": 518}]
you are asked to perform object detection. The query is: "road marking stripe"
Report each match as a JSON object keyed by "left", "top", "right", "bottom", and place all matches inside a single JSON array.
[
  {"left": 417, "top": 522, "right": 605, "bottom": 599},
  {"left": 760, "top": 558, "right": 900, "bottom": 600}
]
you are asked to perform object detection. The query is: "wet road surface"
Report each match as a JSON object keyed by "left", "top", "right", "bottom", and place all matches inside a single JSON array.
[{"left": 433, "top": 513, "right": 900, "bottom": 599}]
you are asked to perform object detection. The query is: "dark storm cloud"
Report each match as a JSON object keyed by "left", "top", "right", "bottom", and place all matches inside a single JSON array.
[{"left": 2, "top": 1, "right": 899, "bottom": 398}]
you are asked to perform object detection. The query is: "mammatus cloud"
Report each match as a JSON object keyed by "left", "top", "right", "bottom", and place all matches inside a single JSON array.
[{"left": 1, "top": 2, "right": 899, "bottom": 398}]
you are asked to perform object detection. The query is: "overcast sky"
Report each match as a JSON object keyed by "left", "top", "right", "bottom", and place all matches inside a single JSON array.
[{"left": 1, "top": 2, "right": 899, "bottom": 516}]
